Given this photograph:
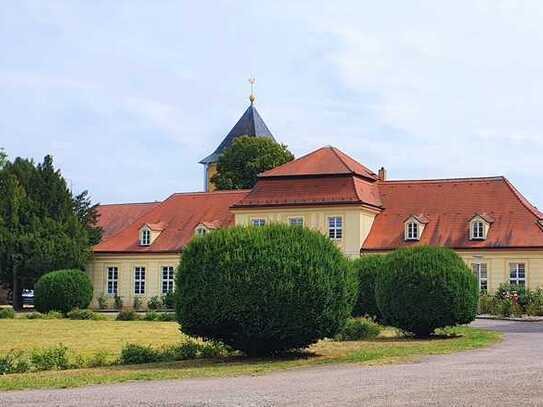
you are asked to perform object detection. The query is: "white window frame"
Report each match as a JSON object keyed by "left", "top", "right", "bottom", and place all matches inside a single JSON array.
[
  {"left": 405, "top": 221, "right": 420, "bottom": 241},
  {"left": 134, "top": 266, "right": 146, "bottom": 295},
  {"left": 161, "top": 266, "right": 175, "bottom": 294},
  {"left": 106, "top": 266, "right": 118, "bottom": 295},
  {"left": 141, "top": 228, "right": 151, "bottom": 246},
  {"left": 471, "top": 263, "right": 488, "bottom": 292},
  {"left": 251, "top": 218, "right": 266, "bottom": 227},
  {"left": 509, "top": 263, "right": 526, "bottom": 287},
  {"left": 470, "top": 217, "right": 488, "bottom": 240},
  {"left": 288, "top": 217, "right": 304, "bottom": 227},
  {"left": 195, "top": 226, "right": 208, "bottom": 237},
  {"left": 328, "top": 216, "right": 343, "bottom": 241}
]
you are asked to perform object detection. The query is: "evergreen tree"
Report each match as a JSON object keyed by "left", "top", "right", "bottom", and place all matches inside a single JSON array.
[{"left": 0, "top": 154, "right": 99, "bottom": 310}]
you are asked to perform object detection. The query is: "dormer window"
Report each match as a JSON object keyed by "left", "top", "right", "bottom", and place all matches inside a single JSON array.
[
  {"left": 195, "top": 226, "right": 208, "bottom": 237},
  {"left": 404, "top": 215, "right": 428, "bottom": 241},
  {"left": 139, "top": 222, "right": 165, "bottom": 246},
  {"left": 141, "top": 228, "right": 151, "bottom": 246},
  {"left": 194, "top": 221, "right": 220, "bottom": 237},
  {"left": 471, "top": 220, "right": 485, "bottom": 240},
  {"left": 406, "top": 221, "right": 419, "bottom": 240},
  {"left": 469, "top": 214, "right": 493, "bottom": 241}
]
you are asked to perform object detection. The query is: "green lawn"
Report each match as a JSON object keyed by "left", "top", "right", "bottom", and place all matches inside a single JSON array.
[{"left": 0, "top": 319, "right": 501, "bottom": 392}]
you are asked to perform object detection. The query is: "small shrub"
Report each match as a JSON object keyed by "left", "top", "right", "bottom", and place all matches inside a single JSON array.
[
  {"left": 25, "top": 312, "right": 43, "bottom": 320},
  {"left": 133, "top": 296, "right": 143, "bottom": 311},
  {"left": 120, "top": 344, "right": 159, "bottom": 365},
  {"left": 163, "top": 340, "right": 201, "bottom": 361},
  {"left": 114, "top": 295, "right": 123, "bottom": 310},
  {"left": 199, "top": 341, "right": 229, "bottom": 359},
  {"left": 495, "top": 283, "right": 529, "bottom": 309},
  {"left": 156, "top": 312, "right": 176, "bottom": 322},
  {"left": 0, "top": 352, "right": 19, "bottom": 375},
  {"left": 162, "top": 291, "right": 176, "bottom": 309},
  {"left": 177, "top": 224, "right": 354, "bottom": 356},
  {"left": 512, "top": 302, "right": 523, "bottom": 318},
  {"left": 497, "top": 298, "right": 513, "bottom": 317},
  {"left": 143, "top": 311, "right": 159, "bottom": 321},
  {"left": 375, "top": 247, "right": 478, "bottom": 337},
  {"left": 67, "top": 308, "right": 106, "bottom": 320},
  {"left": 478, "top": 294, "right": 496, "bottom": 315},
  {"left": 97, "top": 294, "right": 109, "bottom": 310},
  {"left": 351, "top": 255, "right": 385, "bottom": 319},
  {"left": 527, "top": 302, "right": 543, "bottom": 317},
  {"left": 147, "top": 296, "right": 162, "bottom": 310},
  {"left": 116, "top": 309, "right": 139, "bottom": 321},
  {"left": 34, "top": 269, "right": 93, "bottom": 314},
  {"left": 87, "top": 351, "right": 112, "bottom": 368},
  {"left": 335, "top": 318, "right": 382, "bottom": 341},
  {"left": 31, "top": 345, "right": 70, "bottom": 371},
  {"left": 0, "top": 308, "right": 16, "bottom": 319}
]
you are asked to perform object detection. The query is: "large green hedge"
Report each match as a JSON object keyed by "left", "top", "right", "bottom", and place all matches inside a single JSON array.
[
  {"left": 375, "top": 247, "right": 478, "bottom": 337},
  {"left": 34, "top": 269, "right": 93, "bottom": 314},
  {"left": 351, "top": 255, "right": 385, "bottom": 320},
  {"left": 176, "top": 224, "right": 355, "bottom": 355}
]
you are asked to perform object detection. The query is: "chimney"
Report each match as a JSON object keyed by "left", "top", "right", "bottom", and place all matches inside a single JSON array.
[{"left": 378, "top": 167, "right": 387, "bottom": 181}]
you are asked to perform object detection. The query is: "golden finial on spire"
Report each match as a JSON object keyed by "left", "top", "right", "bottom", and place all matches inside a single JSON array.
[{"left": 248, "top": 77, "right": 256, "bottom": 104}]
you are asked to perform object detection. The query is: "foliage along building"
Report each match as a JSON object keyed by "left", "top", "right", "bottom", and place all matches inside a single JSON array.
[{"left": 89, "top": 97, "right": 543, "bottom": 308}]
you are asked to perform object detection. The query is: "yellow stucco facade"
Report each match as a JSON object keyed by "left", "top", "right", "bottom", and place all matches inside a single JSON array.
[
  {"left": 87, "top": 230, "right": 543, "bottom": 309},
  {"left": 88, "top": 253, "right": 180, "bottom": 309},
  {"left": 233, "top": 205, "right": 378, "bottom": 258}
]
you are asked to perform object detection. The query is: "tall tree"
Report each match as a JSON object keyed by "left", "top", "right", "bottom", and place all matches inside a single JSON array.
[
  {"left": 211, "top": 136, "right": 294, "bottom": 190},
  {"left": 0, "top": 154, "right": 100, "bottom": 310}
]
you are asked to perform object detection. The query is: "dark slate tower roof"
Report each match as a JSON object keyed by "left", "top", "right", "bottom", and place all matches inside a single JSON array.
[{"left": 199, "top": 103, "right": 275, "bottom": 164}]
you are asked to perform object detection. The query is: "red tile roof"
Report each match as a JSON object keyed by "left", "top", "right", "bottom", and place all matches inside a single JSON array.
[
  {"left": 94, "top": 190, "right": 249, "bottom": 253},
  {"left": 362, "top": 177, "right": 543, "bottom": 251},
  {"left": 97, "top": 202, "right": 160, "bottom": 241},
  {"left": 233, "top": 175, "right": 382, "bottom": 208},
  {"left": 260, "top": 146, "right": 378, "bottom": 180}
]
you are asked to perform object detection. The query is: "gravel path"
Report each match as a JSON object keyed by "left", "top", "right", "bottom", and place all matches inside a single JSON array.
[{"left": 2, "top": 319, "right": 543, "bottom": 407}]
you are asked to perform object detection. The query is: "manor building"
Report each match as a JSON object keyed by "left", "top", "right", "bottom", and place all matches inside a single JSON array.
[{"left": 88, "top": 98, "right": 543, "bottom": 308}]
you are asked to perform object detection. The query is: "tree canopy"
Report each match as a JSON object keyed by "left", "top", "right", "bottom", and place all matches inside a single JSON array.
[
  {"left": 210, "top": 136, "right": 294, "bottom": 190},
  {"left": 0, "top": 153, "right": 101, "bottom": 309}
]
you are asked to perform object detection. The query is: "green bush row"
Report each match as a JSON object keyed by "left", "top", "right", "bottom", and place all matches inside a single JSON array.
[
  {"left": 115, "top": 310, "right": 176, "bottom": 322},
  {"left": 0, "top": 339, "right": 231, "bottom": 375},
  {"left": 119, "top": 340, "right": 230, "bottom": 365}
]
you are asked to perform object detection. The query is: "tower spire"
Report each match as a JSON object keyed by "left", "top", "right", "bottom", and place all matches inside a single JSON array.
[{"left": 248, "top": 77, "right": 256, "bottom": 104}]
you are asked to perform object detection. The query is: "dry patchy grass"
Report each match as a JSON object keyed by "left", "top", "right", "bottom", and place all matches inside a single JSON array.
[{"left": 0, "top": 319, "right": 501, "bottom": 392}]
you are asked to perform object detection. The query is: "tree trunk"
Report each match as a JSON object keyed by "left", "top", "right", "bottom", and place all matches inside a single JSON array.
[{"left": 12, "top": 266, "right": 22, "bottom": 311}]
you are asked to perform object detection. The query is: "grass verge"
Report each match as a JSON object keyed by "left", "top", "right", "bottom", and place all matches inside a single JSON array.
[{"left": 0, "top": 325, "right": 501, "bottom": 392}]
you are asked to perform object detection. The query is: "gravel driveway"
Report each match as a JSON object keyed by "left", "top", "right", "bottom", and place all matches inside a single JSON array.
[{"left": 2, "top": 319, "right": 543, "bottom": 407}]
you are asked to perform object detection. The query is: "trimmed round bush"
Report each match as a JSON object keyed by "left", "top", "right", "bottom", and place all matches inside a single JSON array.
[
  {"left": 34, "top": 270, "right": 93, "bottom": 314},
  {"left": 375, "top": 247, "right": 478, "bottom": 337},
  {"left": 351, "top": 255, "right": 385, "bottom": 319},
  {"left": 177, "top": 224, "right": 355, "bottom": 356}
]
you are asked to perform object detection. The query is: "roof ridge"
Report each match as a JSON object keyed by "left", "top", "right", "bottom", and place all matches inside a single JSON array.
[
  {"left": 381, "top": 176, "right": 505, "bottom": 184},
  {"left": 330, "top": 146, "right": 354, "bottom": 173},
  {"left": 98, "top": 201, "right": 160, "bottom": 207},
  {"left": 170, "top": 189, "right": 251, "bottom": 197}
]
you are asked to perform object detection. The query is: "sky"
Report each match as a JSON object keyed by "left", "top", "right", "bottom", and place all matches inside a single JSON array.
[{"left": 1, "top": 1, "right": 543, "bottom": 207}]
